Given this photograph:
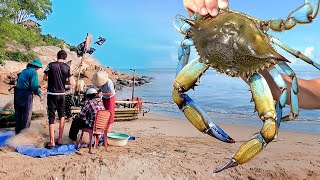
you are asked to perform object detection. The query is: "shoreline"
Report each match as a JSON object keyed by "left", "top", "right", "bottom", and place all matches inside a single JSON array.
[
  {"left": 2, "top": 92, "right": 320, "bottom": 135},
  {"left": 0, "top": 112, "right": 319, "bottom": 179},
  {"left": 143, "top": 113, "right": 320, "bottom": 138},
  {"left": 148, "top": 111, "right": 320, "bottom": 135}
]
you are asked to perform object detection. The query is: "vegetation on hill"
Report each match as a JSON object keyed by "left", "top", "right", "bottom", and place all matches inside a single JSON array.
[
  {"left": 0, "top": 0, "right": 52, "bottom": 24},
  {"left": 0, "top": 18, "right": 67, "bottom": 49},
  {"left": 0, "top": 49, "right": 37, "bottom": 64},
  {"left": 0, "top": 18, "right": 68, "bottom": 65},
  {"left": 0, "top": 0, "right": 70, "bottom": 65}
]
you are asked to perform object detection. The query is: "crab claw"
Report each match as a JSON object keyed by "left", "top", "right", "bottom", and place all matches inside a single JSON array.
[
  {"left": 207, "top": 123, "right": 235, "bottom": 143},
  {"left": 173, "top": 14, "right": 192, "bottom": 35},
  {"left": 173, "top": 13, "right": 204, "bottom": 35},
  {"left": 213, "top": 158, "right": 238, "bottom": 174},
  {"left": 180, "top": 94, "right": 235, "bottom": 143}
]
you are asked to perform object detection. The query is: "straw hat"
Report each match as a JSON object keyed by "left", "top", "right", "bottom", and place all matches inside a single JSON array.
[{"left": 92, "top": 70, "right": 109, "bottom": 87}]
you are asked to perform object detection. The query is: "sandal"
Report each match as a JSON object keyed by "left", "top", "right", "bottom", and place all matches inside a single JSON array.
[
  {"left": 55, "top": 139, "right": 63, "bottom": 146},
  {"left": 55, "top": 141, "right": 63, "bottom": 146},
  {"left": 44, "top": 142, "right": 55, "bottom": 149}
]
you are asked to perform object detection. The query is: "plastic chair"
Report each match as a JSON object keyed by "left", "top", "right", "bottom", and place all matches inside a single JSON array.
[{"left": 77, "top": 110, "right": 112, "bottom": 153}]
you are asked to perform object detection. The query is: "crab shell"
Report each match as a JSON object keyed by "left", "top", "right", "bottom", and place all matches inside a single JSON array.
[{"left": 190, "top": 10, "right": 289, "bottom": 77}]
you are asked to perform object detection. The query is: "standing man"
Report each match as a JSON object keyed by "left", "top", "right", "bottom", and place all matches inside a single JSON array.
[
  {"left": 14, "top": 59, "right": 44, "bottom": 134},
  {"left": 43, "top": 50, "right": 72, "bottom": 148},
  {"left": 92, "top": 71, "right": 116, "bottom": 130}
]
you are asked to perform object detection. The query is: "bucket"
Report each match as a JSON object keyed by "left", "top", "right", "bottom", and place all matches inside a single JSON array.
[{"left": 107, "top": 132, "right": 130, "bottom": 146}]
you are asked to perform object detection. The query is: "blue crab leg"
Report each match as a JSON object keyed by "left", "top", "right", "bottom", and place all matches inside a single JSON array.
[
  {"left": 269, "top": 36, "right": 320, "bottom": 121},
  {"left": 268, "top": 67, "right": 288, "bottom": 127},
  {"left": 214, "top": 73, "right": 277, "bottom": 173},
  {"left": 176, "top": 38, "right": 193, "bottom": 76},
  {"left": 277, "top": 62, "right": 299, "bottom": 121},
  {"left": 260, "top": 0, "right": 319, "bottom": 32},
  {"left": 173, "top": 13, "right": 203, "bottom": 35},
  {"left": 173, "top": 14, "right": 192, "bottom": 35},
  {"left": 174, "top": 13, "right": 203, "bottom": 76},
  {"left": 270, "top": 37, "right": 320, "bottom": 70},
  {"left": 172, "top": 59, "right": 234, "bottom": 143}
]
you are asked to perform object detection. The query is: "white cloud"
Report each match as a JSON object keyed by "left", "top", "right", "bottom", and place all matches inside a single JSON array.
[{"left": 303, "top": 46, "right": 315, "bottom": 58}]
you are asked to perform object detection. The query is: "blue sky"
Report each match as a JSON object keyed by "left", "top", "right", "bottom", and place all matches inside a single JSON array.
[{"left": 40, "top": 0, "right": 320, "bottom": 70}]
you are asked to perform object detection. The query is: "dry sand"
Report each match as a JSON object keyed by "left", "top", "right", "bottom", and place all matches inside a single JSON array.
[{"left": 0, "top": 112, "right": 320, "bottom": 180}]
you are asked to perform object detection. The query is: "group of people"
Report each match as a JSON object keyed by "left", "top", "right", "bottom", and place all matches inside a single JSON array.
[
  {"left": 69, "top": 70, "right": 116, "bottom": 145},
  {"left": 14, "top": 50, "right": 116, "bottom": 149}
]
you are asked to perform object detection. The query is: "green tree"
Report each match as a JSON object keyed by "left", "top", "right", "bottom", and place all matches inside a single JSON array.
[
  {"left": 0, "top": 1, "right": 14, "bottom": 19},
  {"left": 0, "top": 0, "right": 52, "bottom": 23}
]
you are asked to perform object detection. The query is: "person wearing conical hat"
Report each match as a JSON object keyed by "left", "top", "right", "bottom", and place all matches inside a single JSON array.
[
  {"left": 92, "top": 70, "right": 116, "bottom": 130},
  {"left": 14, "top": 59, "right": 45, "bottom": 134}
]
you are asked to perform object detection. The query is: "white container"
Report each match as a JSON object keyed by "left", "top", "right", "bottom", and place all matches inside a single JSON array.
[
  {"left": 107, "top": 138, "right": 128, "bottom": 146},
  {"left": 107, "top": 132, "right": 130, "bottom": 147}
]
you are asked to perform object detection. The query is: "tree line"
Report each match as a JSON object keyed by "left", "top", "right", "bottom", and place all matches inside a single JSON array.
[{"left": 0, "top": 0, "right": 52, "bottom": 23}]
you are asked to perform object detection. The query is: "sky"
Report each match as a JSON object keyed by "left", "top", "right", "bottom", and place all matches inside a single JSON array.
[{"left": 40, "top": 0, "right": 320, "bottom": 70}]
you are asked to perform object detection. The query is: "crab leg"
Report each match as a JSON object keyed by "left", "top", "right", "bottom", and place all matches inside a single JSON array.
[
  {"left": 173, "top": 13, "right": 234, "bottom": 142},
  {"left": 270, "top": 37, "right": 320, "bottom": 70},
  {"left": 269, "top": 36, "right": 320, "bottom": 121},
  {"left": 213, "top": 73, "right": 277, "bottom": 173},
  {"left": 176, "top": 38, "right": 193, "bottom": 76},
  {"left": 173, "top": 13, "right": 203, "bottom": 35},
  {"left": 268, "top": 67, "right": 288, "bottom": 127},
  {"left": 261, "top": 0, "right": 319, "bottom": 32},
  {"left": 172, "top": 59, "right": 234, "bottom": 143},
  {"left": 174, "top": 13, "right": 203, "bottom": 76},
  {"left": 277, "top": 62, "right": 299, "bottom": 121}
]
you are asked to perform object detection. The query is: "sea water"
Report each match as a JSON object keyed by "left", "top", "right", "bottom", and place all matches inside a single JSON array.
[{"left": 116, "top": 68, "right": 320, "bottom": 134}]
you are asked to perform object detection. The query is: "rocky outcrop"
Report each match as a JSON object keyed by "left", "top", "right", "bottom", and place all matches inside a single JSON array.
[
  {"left": 0, "top": 45, "right": 151, "bottom": 94},
  {"left": 82, "top": 65, "right": 152, "bottom": 91}
]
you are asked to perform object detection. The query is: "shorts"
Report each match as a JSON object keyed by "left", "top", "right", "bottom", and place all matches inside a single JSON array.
[{"left": 47, "top": 94, "right": 65, "bottom": 124}]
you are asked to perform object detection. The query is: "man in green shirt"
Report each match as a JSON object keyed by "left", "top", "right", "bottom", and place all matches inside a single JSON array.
[{"left": 14, "top": 59, "right": 44, "bottom": 134}]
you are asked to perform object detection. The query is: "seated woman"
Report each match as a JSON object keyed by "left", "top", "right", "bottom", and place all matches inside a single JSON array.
[{"left": 68, "top": 88, "right": 105, "bottom": 144}]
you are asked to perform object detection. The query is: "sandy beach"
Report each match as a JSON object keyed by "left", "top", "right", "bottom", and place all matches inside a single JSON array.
[{"left": 0, "top": 111, "right": 319, "bottom": 180}]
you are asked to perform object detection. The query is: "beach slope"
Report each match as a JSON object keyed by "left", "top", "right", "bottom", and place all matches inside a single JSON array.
[{"left": 0, "top": 113, "right": 319, "bottom": 179}]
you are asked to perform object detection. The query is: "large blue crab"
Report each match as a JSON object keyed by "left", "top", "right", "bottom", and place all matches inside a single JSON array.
[{"left": 173, "top": 0, "right": 320, "bottom": 173}]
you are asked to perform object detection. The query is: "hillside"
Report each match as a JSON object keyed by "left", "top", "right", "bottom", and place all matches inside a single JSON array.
[
  {"left": 0, "top": 44, "right": 151, "bottom": 95},
  {"left": 0, "top": 18, "right": 150, "bottom": 95}
]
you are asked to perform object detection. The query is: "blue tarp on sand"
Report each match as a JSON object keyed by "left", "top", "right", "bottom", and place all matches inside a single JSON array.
[
  {"left": 16, "top": 144, "right": 78, "bottom": 158},
  {"left": 0, "top": 130, "right": 77, "bottom": 158},
  {"left": 1, "top": 130, "right": 135, "bottom": 158},
  {"left": 0, "top": 130, "right": 15, "bottom": 147},
  {"left": 17, "top": 135, "right": 135, "bottom": 158}
]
